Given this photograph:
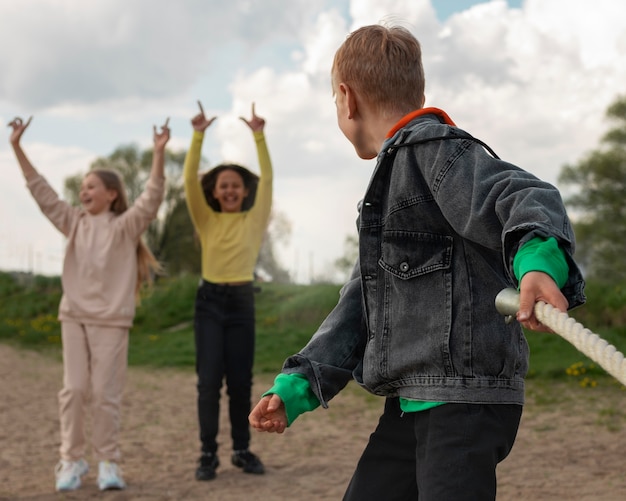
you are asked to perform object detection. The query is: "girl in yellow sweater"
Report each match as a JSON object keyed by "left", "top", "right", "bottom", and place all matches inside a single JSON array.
[{"left": 183, "top": 101, "right": 272, "bottom": 481}]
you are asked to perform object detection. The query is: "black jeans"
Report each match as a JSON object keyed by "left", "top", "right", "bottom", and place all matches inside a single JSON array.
[
  {"left": 194, "top": 281, "right": 255, "bottom": 454},
  {"left": 343, "top": 398, "right": 522, "bottom": 501}
]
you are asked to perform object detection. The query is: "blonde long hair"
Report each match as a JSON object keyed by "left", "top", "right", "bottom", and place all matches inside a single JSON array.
[{"left": 91, "top": 169, "right": 162, "bottom": 297}]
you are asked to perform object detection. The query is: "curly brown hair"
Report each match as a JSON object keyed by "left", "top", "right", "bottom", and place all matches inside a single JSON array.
[{"left": 200, "top": 163, "right": 259, "bottom": 212}]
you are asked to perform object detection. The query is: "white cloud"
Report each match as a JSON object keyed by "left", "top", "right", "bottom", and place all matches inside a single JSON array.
[
  {"left": 423, "top": 0, "right": 626, "bottom": 188},
  {"left": 349, "top": 0, "right": 438, "bottom": 30},
  {"left": 1, "top": 1, "right": 205, "bottom": 108},
  {"left": 300, "top": 9, "right": 349, "bottom": 76},
  {"left": 1, "top": 0, "right": 625, "bottom": 282},
  {"left": 0, "top": 0, "right": 332, "bottom": 109}
]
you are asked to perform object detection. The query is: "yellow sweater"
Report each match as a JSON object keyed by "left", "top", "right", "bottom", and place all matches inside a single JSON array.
[{"left": 183, "top": 130, "right": 273, "bottom": 283}]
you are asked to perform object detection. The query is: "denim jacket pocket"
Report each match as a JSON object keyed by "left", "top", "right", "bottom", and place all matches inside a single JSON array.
[
  {"left": 364, "top": 231, "right": 454, "bottom": 388},
  {"left": 379, "top": 231, "right": 452, "bottom": 279}
]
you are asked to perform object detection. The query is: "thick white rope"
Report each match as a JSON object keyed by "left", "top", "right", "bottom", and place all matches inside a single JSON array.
[{"left": 495, "top": 288, "right": 626, "bottom": 387}]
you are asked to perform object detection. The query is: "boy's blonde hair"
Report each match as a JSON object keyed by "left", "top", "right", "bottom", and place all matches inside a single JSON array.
[
  {"left": 332, "top": 24, "right": 425, "bottom": 116},
  {"left": 91, "top": 169, "right": 162, "bottom": 297}
]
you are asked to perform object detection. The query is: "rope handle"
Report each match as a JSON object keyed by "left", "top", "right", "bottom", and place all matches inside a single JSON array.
[{"left": 495, "top": 288, "right": 626, "bottom": 387}]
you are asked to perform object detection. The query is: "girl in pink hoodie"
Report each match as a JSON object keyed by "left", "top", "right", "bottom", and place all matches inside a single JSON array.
[{"left": 8, "top": 116, "right": 169, "bottom": 492}]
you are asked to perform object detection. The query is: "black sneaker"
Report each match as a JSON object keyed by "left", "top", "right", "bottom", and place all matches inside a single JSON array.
[
  {"left": 231, "top": 450, "right": 265, "bottom": 474},
  {"left": 195, "top": 452, "right": 219, "bottom": 481}
]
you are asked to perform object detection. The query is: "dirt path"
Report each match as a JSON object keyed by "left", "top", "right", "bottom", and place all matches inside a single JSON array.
[{"left": 1, "top": 343, "right": 624, "bottom": 500}]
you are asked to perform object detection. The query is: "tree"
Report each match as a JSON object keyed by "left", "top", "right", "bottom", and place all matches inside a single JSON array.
[
  {"left": 154, "top": 196, "right": 201, "bottom": 276},
  {"left": 334, "top": 234, "right": 359, "bottom": 281},
  {"left": 558, "top": 95, "right": 626, "bottom": 283},
  {"left": 256, "top": 209, "right": 292, "bottom": 283}
]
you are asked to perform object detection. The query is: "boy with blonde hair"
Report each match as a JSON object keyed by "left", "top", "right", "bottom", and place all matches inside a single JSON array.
[{"left": 250, "top": 24, "right": 585, "bottom": 500}]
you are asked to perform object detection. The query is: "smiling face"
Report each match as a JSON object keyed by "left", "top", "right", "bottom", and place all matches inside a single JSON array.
[
  {"left": 212, "top": 168, "right": 249, "bottom": 213},
  {"left": 79, "top": 172, "right": 118, "bottom": 215}
]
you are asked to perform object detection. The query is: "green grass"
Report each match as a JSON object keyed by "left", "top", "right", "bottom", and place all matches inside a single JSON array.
[
  {"left": 0, "top": 273, "right": 63, "bottom": 347},
  {"left": 525, "top": 328, "right": 626, "bottom": 386},
  {"left": 1, "top": 271, "right": 625, "bottom": 387},
  {"left": 254, "top": 282, "right": 341, "bottom": 373},
  {"left": 0, "top": 271, "right": 344, "bottom": 374}
]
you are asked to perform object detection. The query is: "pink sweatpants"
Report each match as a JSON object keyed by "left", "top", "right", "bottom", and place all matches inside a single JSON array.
[{"left": 58, "top": 321, "right": 128, "bottom": 462}]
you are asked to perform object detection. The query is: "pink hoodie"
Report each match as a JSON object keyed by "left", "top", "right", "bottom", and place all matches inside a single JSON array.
[{"left": 27, "top": 174, "right": 164, "bottom": 328}]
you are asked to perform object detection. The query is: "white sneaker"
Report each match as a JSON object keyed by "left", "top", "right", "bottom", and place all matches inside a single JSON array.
[
  {"left": 97, "top": 461, "right": 126, "bottom": 491},
  {"left": 55, "top": 458, "right": 89, "bottom": 491}
]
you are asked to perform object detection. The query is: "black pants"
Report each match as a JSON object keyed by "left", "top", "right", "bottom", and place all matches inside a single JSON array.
[
  {"left": 343, "top": 398, "right": 522, "bottom": 501},
  {"left": 194, "top": 281, "right": 255, "bottom": 454}
]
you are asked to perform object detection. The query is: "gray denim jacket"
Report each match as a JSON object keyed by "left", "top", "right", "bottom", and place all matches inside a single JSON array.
[{"left": 283, "top": 112, "right": 585, "bottom": 407}]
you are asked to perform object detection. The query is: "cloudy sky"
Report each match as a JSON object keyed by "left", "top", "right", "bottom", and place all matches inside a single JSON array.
[{"left": 1, "top": 0, "right": 624, "bottom": 283}]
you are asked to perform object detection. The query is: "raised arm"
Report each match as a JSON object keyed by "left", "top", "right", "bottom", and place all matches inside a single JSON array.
[
  {"left": 8, "top": 116, "right": 38, "bottom": 180},
  {"left": 241, "top": 103, "right": 272, "bottom": 228},
  {"left": 120, "top": 120, "right": 169, "bottom": 239},
  {"left": 192, "top": 100, "right": 217, "bottom": 133},
  {"left": 8, "top": 116, "right": 78, "bottom": 235},
  {"left": 151, "top": 117, "right": 170, "bottom": 181},
  {"left": 239, "top": 102, "right": 265, "bottom": 133},
  {"left": 184, "top": 101, "right": 218, "bottom": 229}
]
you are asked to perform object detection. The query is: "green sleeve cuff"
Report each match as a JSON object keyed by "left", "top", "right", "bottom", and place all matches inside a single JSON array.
[
  {"left": 399, "top": 398, "right": 446, "bottom": 412},
  {"left": 262, "top": 373, "right": 320, "bottom": 426},
  {"left": 513, "top": 237, "right": 569, "bottom": 288}
]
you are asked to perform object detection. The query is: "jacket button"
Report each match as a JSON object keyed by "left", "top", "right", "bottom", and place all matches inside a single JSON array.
[{"left": 400, "top": 262, "right": 409, "bottom": 272}]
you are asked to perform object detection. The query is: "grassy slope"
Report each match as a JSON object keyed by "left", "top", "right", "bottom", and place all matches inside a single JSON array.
[{"left": 1, "top": 272, "right": 625, "bottom": 387}]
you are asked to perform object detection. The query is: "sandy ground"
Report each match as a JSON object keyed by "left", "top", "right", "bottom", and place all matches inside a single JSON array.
[{"left": 1, "top": 343, "right": 625, "bottom": 501}]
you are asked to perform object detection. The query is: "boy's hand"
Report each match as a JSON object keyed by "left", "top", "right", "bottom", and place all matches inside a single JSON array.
[
  {"left": 191, "top": 100, "right": 217, "bottom": 132},
  {"left": 240, "top": 102, "right": 265, "bottom": 133},
  {"left": 249, "top": 394, "right": 287, "bottom": 433},
  {"left": 517, "top": 271, "right": 569, "bottom": 332},
  {"left": 153, "top": 117, "right": 170, "bottom": 151},
  {"left": 8, "top": 116, "right": 32, "bottom": 146}
]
